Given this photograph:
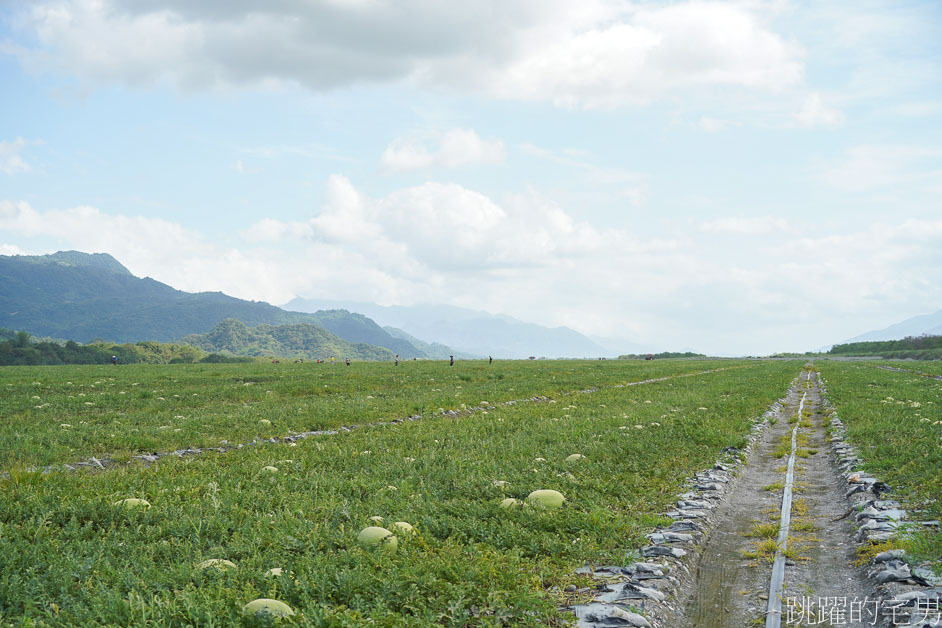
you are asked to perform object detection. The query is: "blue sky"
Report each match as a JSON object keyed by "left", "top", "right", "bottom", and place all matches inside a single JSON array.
[{"left": 1, "top": 0, "right": 941, "bottom": 355}]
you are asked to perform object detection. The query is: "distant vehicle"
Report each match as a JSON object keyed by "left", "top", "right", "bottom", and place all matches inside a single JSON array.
[
  {"left": 528, "top": 356, "right": 536, "bottom": 360},
  {"left": 645, "top": 354, "right": 654, "bottom": 361}
]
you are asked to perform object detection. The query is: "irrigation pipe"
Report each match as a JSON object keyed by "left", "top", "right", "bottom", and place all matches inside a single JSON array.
[{"left": 766, "top": 376, "right": 809, "bottom": 628}]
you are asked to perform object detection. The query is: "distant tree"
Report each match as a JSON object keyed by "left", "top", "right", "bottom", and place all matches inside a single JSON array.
[{"left": 13, "top": 331, "right": 30, "bottom": 348}]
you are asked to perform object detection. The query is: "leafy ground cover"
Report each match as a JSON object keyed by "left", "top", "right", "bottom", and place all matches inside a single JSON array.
[
  {"left": 816, "top": 360, "right": 942, "bottom": 562},
  {"left": 879, "top": 360, "right": 942, "bottom": 377},
  {"left": 0, "top": 360, "right": 799, "bottom": 626},
  {"left": 0, "top": 359, "right": 742, "bottom": 469}
]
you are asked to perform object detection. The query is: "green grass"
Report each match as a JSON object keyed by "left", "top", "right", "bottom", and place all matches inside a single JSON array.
[
  {"left": 0, "top": 360, "right": 800, "bottom": 625},
  {"left": 0, "top": 359, "right": 745, "bottom": 469},
  {"left": 746, "top": 521, "right": 779, "bottom": 539},
  {"left": 817, "top": 361, "right": 942, "bottom": 566}
]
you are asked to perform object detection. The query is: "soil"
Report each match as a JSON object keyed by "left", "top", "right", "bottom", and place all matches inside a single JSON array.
[{"left": 680, "top": 369, "right": 872, "bottom": 627}]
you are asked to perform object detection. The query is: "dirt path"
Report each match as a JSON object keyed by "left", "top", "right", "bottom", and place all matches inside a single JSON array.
[{"left": 683, "top": 368, "right": 871, "bottom": 627}]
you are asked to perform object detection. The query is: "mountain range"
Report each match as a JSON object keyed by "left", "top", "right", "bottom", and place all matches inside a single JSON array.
[
  {"left": 0, "top": 251, "right": 431, "bottom": 358},
  {"left": 841, "top": 308, "right": 942, "bottom": 344},
  {"left": 2, "top": 250, "right": 622, "bottom": 359},
  {"left": 284, "top": 298, "right": 627, "bottom": 359}
]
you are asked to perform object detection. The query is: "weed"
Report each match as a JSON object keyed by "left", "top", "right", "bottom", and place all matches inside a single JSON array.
[
  {"left": 746, "top": 521, "right": 779, "bottom": 539},
  {"left": 792, "top": 519, "right": 817, "bottom": 533},
  {"left": 743, "top": 538, "right": 780, "bottom": 563}
]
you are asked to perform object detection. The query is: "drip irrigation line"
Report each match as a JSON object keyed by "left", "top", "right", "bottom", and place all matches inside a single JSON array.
[{"left": 766, "top": 374, "right": 809, "bottom": 628}]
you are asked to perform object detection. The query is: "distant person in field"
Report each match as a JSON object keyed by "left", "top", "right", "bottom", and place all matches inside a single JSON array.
[
  {"left": 345, "top": 357, "right": 351, "bottom": 366},
  {"left": 449, "top": 355, "right": 454, "bottom": 366},
  {"left": 395, "top": 354, "right": 399, "bottom": 366},
  {"left": 331, "top": 356, "right": 335, "bottom": 365},
  {"left": 489, "top": 356, "right": 493, "bottom": 365},
  {"left": 111, "top": 355, "right": 117, "bottom": 366}
]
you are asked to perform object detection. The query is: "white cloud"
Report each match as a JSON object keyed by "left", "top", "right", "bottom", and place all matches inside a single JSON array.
[
  {"left": 0, "top": 200, "right": 293, "bottom": 304},
  {"left": 0, "top": 138, "right": 31, "bottom": 174},
  {"left": 774, "top": 220, "right": 942, "bottom": 316},
  {"left": 0, "top": 243, "right": 28, "bottom": 255},
  {"left": 5, "top": 192, "right": 942, "bottom": 355},
  {"left": 794, "top": 93, "right": 844, "bottom": 128},
  {"left": 700, "top": 216, "right": 790, "bottom": 235},
  {"left": 253, "top": 174, "right": 670, "bottom": 273},
  {"left": 486, "top": 2, "right": 803, "bottom": 108},
  {"left": 4, "top": 1, "right": 804, "bottom": 107},
  {"left": 380, "top": 128, "right": 505, "bottom": 171}
]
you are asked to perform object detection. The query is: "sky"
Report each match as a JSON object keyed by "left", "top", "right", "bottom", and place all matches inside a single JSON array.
[{"left": 1, "top": 0, "right": 941, "bottom": 356}]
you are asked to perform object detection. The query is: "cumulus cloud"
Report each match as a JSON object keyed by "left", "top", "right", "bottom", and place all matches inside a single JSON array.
[
  {"left": 5, "top": 190, "right": 942, "bottom": 355},
  {"left": 3, "top": 0, "right": 804, "bottom": 107},
  {"left": 380, "top": 128, "right": 505, "bottom": 171},
  {"left": 249, "top": 174, "right": 671, "bottom": 273},
  {"left": 0, "top": 138, "right": 31, "bottom": 174},
  {"left": 488, "top": 2, "right": 803, "bottom": 107}
]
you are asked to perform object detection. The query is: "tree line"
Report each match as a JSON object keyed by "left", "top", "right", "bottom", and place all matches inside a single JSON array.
[
  {"left": 827, "top": 335, "right": 942, "bottom": 360},
  {"left": 0, "top": 328, "right": 253, "bottom": 366}
]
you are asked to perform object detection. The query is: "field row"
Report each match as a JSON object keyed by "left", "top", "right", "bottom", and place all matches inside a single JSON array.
[
  {"left": 817, "top": 361, "right": 942, "bottom": 520},
  {"left": 0, "top": 360, "right": 800, "bottom": 626},
  {"left": 0, "top": 359, "right": 742, "bottom": 469}
]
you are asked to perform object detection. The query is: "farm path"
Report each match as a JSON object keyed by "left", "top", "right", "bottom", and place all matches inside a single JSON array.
[{"left": 683, "top": 368, "right": 870, "bottom": 627}]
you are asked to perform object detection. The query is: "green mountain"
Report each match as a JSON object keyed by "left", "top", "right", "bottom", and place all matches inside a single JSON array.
[
  {"left": 0, "top": 251, "right": 432, "bottom": 359},
  {"left": 309, "top": 310, "right": 423, "bottom": 358},
  {"left": 9, "top": 250, "right": 134, "bottom": 275},
  {"left": 183, "top": 318, "right": 393, "bottom": 360}
]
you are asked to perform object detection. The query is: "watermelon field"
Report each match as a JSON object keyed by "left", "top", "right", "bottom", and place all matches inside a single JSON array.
[{"left": 1, "top": 359, "right": 939, "bottom": 626}]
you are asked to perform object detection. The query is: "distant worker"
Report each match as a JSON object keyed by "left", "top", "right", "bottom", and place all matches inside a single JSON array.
[
  {"left": 331, "top": 356, "right": 335, "bottom": 365},
  {"left": 489, "top": 356, "right": 493, "bottom": 365},
  {"left": 449, "top": 355, "right": 454, "bottom": 367},
  {"left": 111, "top": 355, "right": 118, "bottom": 366},
  {"left": 395, "top": 354, "right": 399, "bottom": 366},
  {"left": 345, "top": 357, "right": 351, "bottom": 366}
]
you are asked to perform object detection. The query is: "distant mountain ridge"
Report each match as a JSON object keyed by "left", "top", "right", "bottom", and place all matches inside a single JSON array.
[
  {"left": 9, "top": 250, "right": 133, "bottom": 275},
  {"left": 284, "top": 297, "right": 617, "bottom": 359},
  {"left": 383, "top": 326, "right": 479, "bottom": 360},
  {"left": 841, "top": 308, "right": 942, "bottom": 344},
  {"left": 0, "top": 251, "right": 439, "bottom": 359}
]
